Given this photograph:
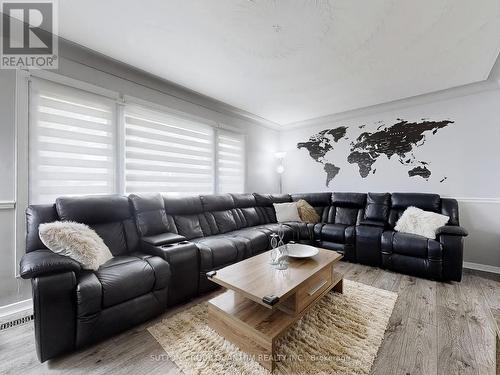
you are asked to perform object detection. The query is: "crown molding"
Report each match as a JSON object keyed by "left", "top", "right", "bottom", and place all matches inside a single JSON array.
[
  {"left": 487, "top": 51, "right": 500, "bottom": 84},
  {"left": 281, "top": 78, "right": 500, "bottom": 131}
]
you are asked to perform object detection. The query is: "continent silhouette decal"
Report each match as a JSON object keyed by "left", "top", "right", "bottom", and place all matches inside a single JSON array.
[{"left": 297, "top": 119, "right": 453, "bottom": 186}]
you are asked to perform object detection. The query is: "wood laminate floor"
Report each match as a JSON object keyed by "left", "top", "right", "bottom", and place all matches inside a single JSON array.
[{"left": 1, "top": 262, "right": 498, "bottom": 375}]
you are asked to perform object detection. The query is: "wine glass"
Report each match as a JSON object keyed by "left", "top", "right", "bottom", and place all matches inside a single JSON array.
[
  {"left": 275, "top": 243, "right": 289, "bottom": 270},
  {"left": 277, "top": 224, "right": 285, "bottom": 246},
  {"left": 269, "top": 233, "right": 278, "bottom": 265}
]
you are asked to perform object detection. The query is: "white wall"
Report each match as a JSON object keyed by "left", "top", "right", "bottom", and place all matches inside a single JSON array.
[
  {"left": 0, "top": 42, "right": 279, "bottom": 309},
  {"left": 0, "top": 70, "right": 31, "bottom": 312},
  {"left": 280, "top": 85, "right": 500, "bottom": 268},
  {"left": 0, "top": 70, "right": 33, "bottom": 310}
]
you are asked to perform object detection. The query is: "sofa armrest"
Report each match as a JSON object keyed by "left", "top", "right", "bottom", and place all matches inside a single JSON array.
[
  {"left": 140, "top": 241, "right": 198, "bottom": 305},
  {"left": 32, "top": 271, "right": 77, "bottom": 361},
  {"left": 438, "top": 226, "right": 467, "bottom": 282},
  {"left": 355, "top": 225, "right": 385, "bottom": 266},
  {"left": 141, "top": 240, "right": 193, "bottom": 262},
  {"left": 439, "top": 233, "right": 465, "bottom": 282},
  {"left": 20, "top": 249, "right": 81, "bottom": 279},
  {"left": 436, "top": 225, "right": 468, "bottom": 237},
  {"left": 142, "top": 232, "right": 186, "bottom": 247}
]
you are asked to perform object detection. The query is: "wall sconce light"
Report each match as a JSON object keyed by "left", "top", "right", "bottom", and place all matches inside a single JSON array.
[
  {"left": 274, "top": 151, "right": 287, "bottom": 160},
  {"left": 274, "top": 151, "right": 286, "bottom": 193}
]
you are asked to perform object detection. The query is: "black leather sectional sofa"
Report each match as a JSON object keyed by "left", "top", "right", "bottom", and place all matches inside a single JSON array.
[{"left": 19, "top": 191, "right": 467, "bottom": 362}]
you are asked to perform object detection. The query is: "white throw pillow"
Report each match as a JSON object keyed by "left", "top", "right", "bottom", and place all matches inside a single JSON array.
[
  {"left": 273, "top": 202, "right": 302, "bottom": 222},
  {"left": 395, "top": 206, "right": 449, "bottom": 239},
  {"left": 39, "top": 221, "right": 113, "bottom": 271}
]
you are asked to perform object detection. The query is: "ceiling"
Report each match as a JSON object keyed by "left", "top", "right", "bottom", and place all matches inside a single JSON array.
[{"left": 56, "top": 0, "right": 500, "bottom": 125}]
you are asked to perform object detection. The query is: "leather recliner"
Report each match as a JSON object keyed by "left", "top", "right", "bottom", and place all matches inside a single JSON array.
[
  {"left": 312, "top": 193, "right": 367, "bottom": 262},
  {"left": 19, "top": 195, "right": 171, "bottom": 362},
  {"left": 380, "top": 193, "right": 467, "bottom": 281}
]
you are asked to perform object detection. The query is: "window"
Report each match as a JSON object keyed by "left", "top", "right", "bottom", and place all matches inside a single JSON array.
[
  {"left": 216, "top": 130, "right": 245, "bottom": 193},
  {"left": 29, "top": 79, "right": 117, "bottom": 204},
  {"left": 124, "top": 105, "right": 215, "bottom": 195},
  {"left": 27, "top": 77, "right": 246, "bottom": 203}
]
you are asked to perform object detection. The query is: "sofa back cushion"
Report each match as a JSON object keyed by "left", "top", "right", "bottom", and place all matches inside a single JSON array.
[
  {"left": 163, "top": 195, "right": 208, "bottom": 239},
  {"left": 200, "top": 194, "right": 238, "bottom": 234},
  {"left": 291, "top": 192, "right": 332, "bottom": 221},
  {"left": 55, "top": 195, "right": 138, "bottom": 256},
  {"left": 26, "top": 204, "right": 59, "bottom": 253},
  {"left": 231, "top": 193, "right": 260, "bottom": 227},
  {"left": 253, "top": 193, "right": 292, "bottom": 223},
  {"left": 327, "top": 192, "right": 367, "bottom": 225},
  {"left": 129, "top": 193, "right": 178, "bottom": 237},
  {"left": 173, "top": 215, "right": 205, "bottom": 238},
  {"left": 388, "top": 193, "right": 441, "bottom": 228},
  {"left": 364, "top": 193, "right": 391, "bottom": 223}
]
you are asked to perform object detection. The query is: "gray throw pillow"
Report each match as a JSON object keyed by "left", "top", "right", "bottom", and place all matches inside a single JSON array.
[{"left": 39, "top": 221, "right": 113, "bottom": 270}]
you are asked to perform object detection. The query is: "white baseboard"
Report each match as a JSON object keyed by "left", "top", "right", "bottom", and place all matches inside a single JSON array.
[
  {"left": 0, "top": 299, "right": 32, "bottom": 318},
  {"left": 463, "top": 261, "right": 500, "bottom": 275}
]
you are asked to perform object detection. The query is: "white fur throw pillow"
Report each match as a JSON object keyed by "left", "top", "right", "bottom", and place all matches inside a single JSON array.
[
  {"left": 395, "top": 207, "right": 449, "bottom": 239},
  {"left": 39, "top": 221, "right": 113, "bottom": 271},
  {"left": 273, "top": 202, "right": 302, "bottom": 222}
]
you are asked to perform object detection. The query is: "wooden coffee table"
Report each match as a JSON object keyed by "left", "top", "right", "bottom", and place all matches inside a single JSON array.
[{"left": 207, "top": 247, "right": 343, "bottom": 371}]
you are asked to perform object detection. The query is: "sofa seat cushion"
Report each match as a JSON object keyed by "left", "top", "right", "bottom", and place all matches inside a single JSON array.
[
  {"left": 93, "top": 255, "right": 167, "bottom": 308},
  {"left": 382, "top": 231, "right": 442, "bottom": 259},
  {"left": 192, "top": 236, "right": 246, "bottom": 268},
  {"left": 280, "top": 221, "right": 315, "bottom": 243},
  {"left": 254, "top": 223, "right": 295, "bottom": 242},
  {"left": 228, "top": 228, "right": 269, "bottom": 255},
  {"left": 321, "top": 223, "right": 354, "bottom": 244}
]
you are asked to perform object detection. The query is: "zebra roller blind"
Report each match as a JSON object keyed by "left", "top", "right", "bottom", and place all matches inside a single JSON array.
[
  {"left": 216, "top": 129, "right": 245, "bottom": 193},
  {"left": 29, "top": 79, "right": 117, "bottom": 204},
  {"left": 124, "top": 105, "right": 215, "bottom": 195}
]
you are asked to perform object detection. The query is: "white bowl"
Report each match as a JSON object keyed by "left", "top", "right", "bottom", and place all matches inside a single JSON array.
[{"left": 286, "top": 243, "right": 319, "bottom": 258}]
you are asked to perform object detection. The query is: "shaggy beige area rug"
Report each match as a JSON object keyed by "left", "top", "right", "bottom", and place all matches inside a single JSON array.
[{"left": 147, "top": 280, "right": 397, "bottom": 375}]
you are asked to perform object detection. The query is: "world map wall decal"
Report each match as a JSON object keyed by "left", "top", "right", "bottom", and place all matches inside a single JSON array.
[{"left": 297, "top": 118, "right": 453, "bottom": 186}]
